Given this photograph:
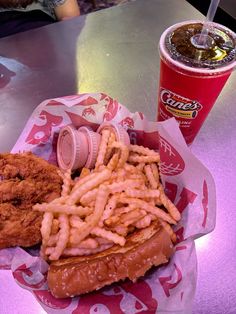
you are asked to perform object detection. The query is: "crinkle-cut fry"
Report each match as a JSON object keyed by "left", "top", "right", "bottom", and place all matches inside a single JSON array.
[
  {"left": 92, "top": 227, "right": 126, "bottom": 246},
  {"left": 68, "top": 236, "right": 99, "bottom": 249},
  {"left": 41, "top": 212, "right": 53, "bottom": 246},
  {"left": 69, "top": 215, "right": 85, "bottom": 228},
  {"left": 155, "top": 197, "right": 162, "bottom": 206},
  {"left": 71, "top": 172, "right": 98, "bottom": 194},
  {"left": 116, "top": 168, "right": 126, "bottom": 182},
  {"left": 127, "top": 171, "right": 146, "bottom": 180},
  {"left": 135, "top": 214, "right": 152, "bottom": 229},
  {"left": 58, "top": 169, "right": 72, "bottom": 191},
  {"left": 49, "top": 214, "right": 70, "bottom": 260},
  {"left": 99, "top": 194, "right": 119, "bottom": 226},
  {"left": 150, "top": 163, "right": 160, "bottom": 187},
  {"left": 119, "top": 209, "right": 145, "bottom": 224},
  {"left": 104, "top": 131, "right": 116, "bottom": 164},
  {"left": 57, "top": 169, "right": 70, "bottom": 186},
  {"left": 110, "top": 171, "right": 119, "bottom": 182},
  {"left": 123, "top": 165, "right": 147, "bottom": 182},
  {"left": 47, "top": 234, "right": 59, "bottom": 246},
  {"left": 105, "top": 208, "right": 144, "bottom": 227},
  {"left": 108, "top": 179, "right": 142, "bottom": 194},
  {"left": 123, "top": 163, "right": 140, "bottom": 174},
  {"left": 114, "top": 205, "right": 136, "bottom": 215},
  {"left": 125, "top": 188, "right": 160, "bottom": 199},
  {"left": 126, "top": 173, "right": 147, "bottom": 185},
  {"left": 51, "top": 218, "right": 59, "bottom": 235},
  {"left": 107, "top": 153, "right": 119, "bottom": 171},
  {"left": 121, "top": 210, "right": 146, "bottom": 227},
  {"left": 69, "top": 185, "right": 109, "bottom": 245},
  {"left": 136, "top": 162, "right": 145, "bottom": 171},
  {"left": 111, "top": 225, "right": 128, "bottom": 236},
  {"left": 104, "top": 215, "right": 120, "bottom": 227},
  {"left": 149, "top": 199, "right": 156, "bottom": 206},
  {"left": 144, "top": 164, "right": 158, "bottom": 189},
  {"left": 95, "top": 237, "right": 113, "bottom": 245},
  {"left": 48, "top": 195, "right": 68, "bottom": 205},
  {"left": 89, "top": 200, "right": 96, "bottom": 208},
  {"left": 79, "top": 167, "right": 91, "bottom": 179},
  {"left": 150, "top": 213, "right": 157, "bottom": 220},
  {"left": 70, "top": 226, "right": 83, "bottom": 234},
  {"left": 130, "top": 144, "right": 160, "bottom": 157},
  {"left": 61, "top": 244, "right": 113, "bottom": 257},
  {"left": 118, "top": 197, "right": 177, "bottom": 225},
  {"left": 95, "top": 129, "right": 111, "bottom": 169},
  {"left": 159, "top": 185, "right": 181, "bottom": 221},
  {"left": 68, "top": 168, "right": 111, "bottom": 205},
  {"left": 57, "top": 169, "right": 63, "bottom": 178},
  {"left": 111, "top": 141, "right": 129, "bottom": 169},
  {"left": 114, "top": 191, "right": 130, "bottom": 200},
  {"left": 74, "top": 238, "right": 98, "bottom": 249},
  {"left": 80, "top": 188, "right": 98, "bottom": 206},
  {"left": 160, "top": 220, "right": 177, "bottom": 243},
  {"left": 61, "top": 169, "right": 72, "bottom": 197},
  {"left": 96, "top": 165, "right": 107, "bottom": 172},
  {"left": 45, "top": 247, "right": 55, "bottom": 256},
  {"left": 128, "top": 154, "right": 160, "bottom": 164},
  {"left": 34, "top": 203, "right": 92, "bottom": 216}
]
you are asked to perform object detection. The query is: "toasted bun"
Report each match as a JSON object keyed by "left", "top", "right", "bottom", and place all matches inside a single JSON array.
[{"left": 47, "top": 221, "right": 174, "bottom": 298}]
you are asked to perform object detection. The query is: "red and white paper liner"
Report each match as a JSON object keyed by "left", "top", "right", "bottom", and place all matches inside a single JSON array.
[{"left": 0, "top": 93, "right": 215, "bottom": 314}]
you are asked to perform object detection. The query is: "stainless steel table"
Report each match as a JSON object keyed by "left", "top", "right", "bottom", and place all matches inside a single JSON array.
[{"left": 0, "top": 0, "right": 236, "bottom": 313}]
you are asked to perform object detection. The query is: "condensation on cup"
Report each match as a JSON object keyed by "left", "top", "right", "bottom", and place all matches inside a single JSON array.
[{"left": 157, "top": 20, "right": 236, "bottom": 145}]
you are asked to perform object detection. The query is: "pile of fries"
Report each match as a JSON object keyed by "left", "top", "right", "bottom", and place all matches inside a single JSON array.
[{"left": 34, "top": 127, "right": 181, "bottom": 261}]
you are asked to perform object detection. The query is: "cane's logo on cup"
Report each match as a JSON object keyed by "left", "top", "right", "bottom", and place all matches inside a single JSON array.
[{"left": 160, "top": 88, "right": 202, "bottom": 119}]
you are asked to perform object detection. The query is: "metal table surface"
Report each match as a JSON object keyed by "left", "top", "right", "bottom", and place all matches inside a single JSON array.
[{"left": 0, "top": 0, "right": 235, "bottom": 313}]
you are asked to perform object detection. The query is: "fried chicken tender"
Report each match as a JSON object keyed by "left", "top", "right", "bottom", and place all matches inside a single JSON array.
[{"left": 0, "top": 152, "right": 62, "bottom": 249}]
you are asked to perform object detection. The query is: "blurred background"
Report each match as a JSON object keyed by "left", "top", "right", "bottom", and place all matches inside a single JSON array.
[
  {"left": 186, "top": 0, "right": 236, "bottom": 32},
  {"left": 79, "top": 0, "right": 130, "bottom": 15},
  {"left": 81, "top": 0, "right": 236, "bottom": 32}
]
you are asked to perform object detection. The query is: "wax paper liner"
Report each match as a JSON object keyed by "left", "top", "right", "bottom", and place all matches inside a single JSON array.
[{"left": 0, "top": 93, "right": 216, "bottom": 314}]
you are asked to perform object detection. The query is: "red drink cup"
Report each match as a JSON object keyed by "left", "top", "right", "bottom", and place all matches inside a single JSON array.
[{"left": 157, "top": 20, "right": 236, "bottom": 145}]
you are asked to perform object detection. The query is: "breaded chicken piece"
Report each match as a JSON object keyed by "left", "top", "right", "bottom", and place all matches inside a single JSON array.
[{"left": 0, "top": 152, "right": 62, "bottom": 249}]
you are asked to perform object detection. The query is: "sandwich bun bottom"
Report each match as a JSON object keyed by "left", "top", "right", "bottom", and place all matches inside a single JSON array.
[{"left": 47, "top": 221, "right": 174, "bottom": 298}]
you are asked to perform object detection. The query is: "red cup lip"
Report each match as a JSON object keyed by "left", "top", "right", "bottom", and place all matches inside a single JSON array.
[
  {"left": 97, "top": 122, "right": 130, "bottom": 146},
  {"left": 57, "top": 124, "right": 89, "bottom": 171},
  {"left": 159, "top": 19, "right": 236, "bottom": 76}
]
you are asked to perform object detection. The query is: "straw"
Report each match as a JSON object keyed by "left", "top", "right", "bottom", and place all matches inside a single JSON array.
[{"left": 197, "top": 0, "right": 220, "bottom": 47}]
